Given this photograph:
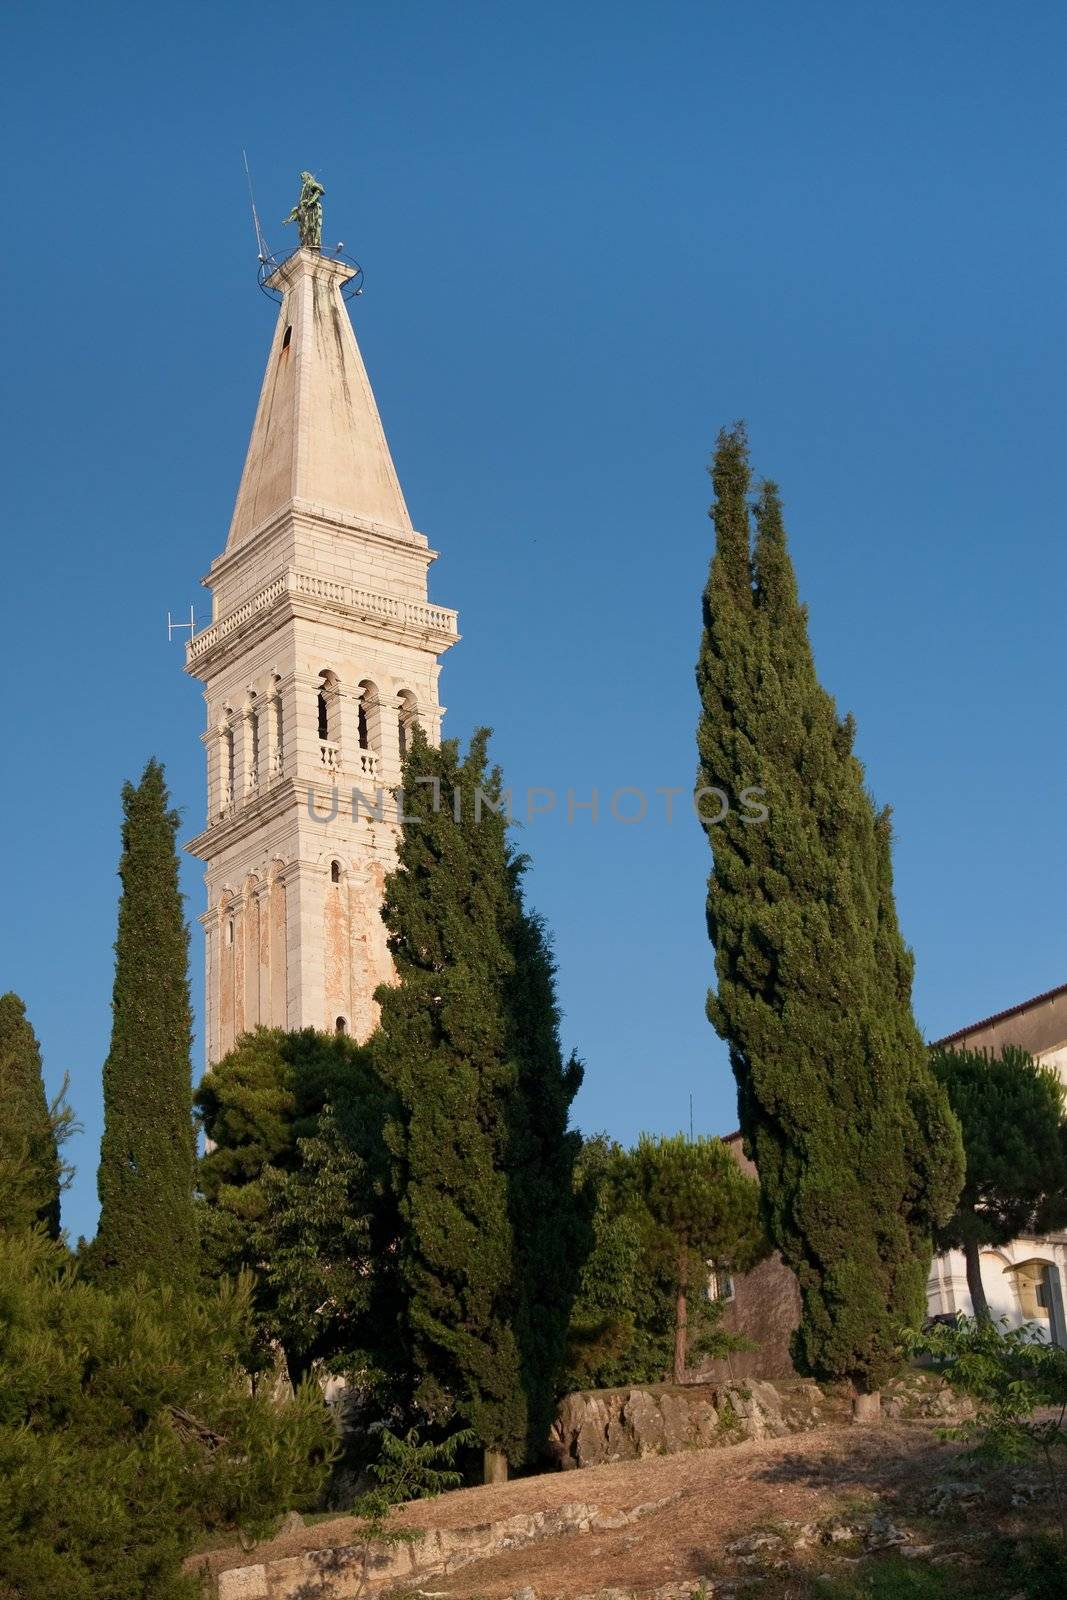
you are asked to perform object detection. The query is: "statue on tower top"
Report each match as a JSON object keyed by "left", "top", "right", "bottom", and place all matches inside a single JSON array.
[{"left": 284, "top": 171, "right": 325, "bottom": 250}]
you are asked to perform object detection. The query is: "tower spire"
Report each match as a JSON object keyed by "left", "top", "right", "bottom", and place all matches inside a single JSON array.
[{"left": 226, "top": 247, "right": 413, "bottom": 553}]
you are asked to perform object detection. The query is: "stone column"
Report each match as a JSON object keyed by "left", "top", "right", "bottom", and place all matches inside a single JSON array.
[
  {"left": 291, "top": 671, "right": 329, "bottom": 783},
  {"left": 284, "top": 857, "right": 326, "bottom": 1031},
  {"left": 377, "top": 685, "right": 402, "bottom": 786},
  {"left": 337, "top": 684, "right": 362, "bottom": 775},
  {"left": 261, "top": 685, "right": 279, "bottom": 784}
]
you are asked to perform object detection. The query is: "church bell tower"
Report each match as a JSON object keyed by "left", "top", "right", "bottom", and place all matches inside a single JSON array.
[{"left": 185, "top": 220, "right": 458, "bottom": 1064}]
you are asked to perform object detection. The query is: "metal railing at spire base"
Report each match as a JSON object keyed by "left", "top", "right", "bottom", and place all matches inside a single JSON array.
[{"left": 257, "top": 246, "right": 365, "bottom": 304}]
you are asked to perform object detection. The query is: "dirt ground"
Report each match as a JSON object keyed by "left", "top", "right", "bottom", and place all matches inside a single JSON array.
[{"left": 199, "top": 1420, "right": 1000, "bottom": 1596}]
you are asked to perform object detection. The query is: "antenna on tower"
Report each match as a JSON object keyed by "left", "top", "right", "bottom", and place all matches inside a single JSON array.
[
  {"left": 167, "top": 606, "right": 197, "bottom": 644},
  {"left": 242, "top": 148, "right": 270, "bottom": 264}
]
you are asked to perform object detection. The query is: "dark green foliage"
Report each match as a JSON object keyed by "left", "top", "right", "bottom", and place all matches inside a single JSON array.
[
  {"left": 374, "top": 726, "right": 584, "bottom": 1466},
  {"left": 502, "top": 901, "right": 587, "bottom": 1455},
  {"left": 94, "top": 761, "right": 196, "bottom": 1288},
  {"left": 256, "top": 1104, "right": 383, "bottom": 1381},
  {"left": 195, "top": 1027, "right": 393, "bottom": 1385},
  {"left": 931, "top": 1046, "right": 1067, "bottom": 1318},
  {"left": 564, "top": 1135, "right": 651, "bottom": 1389},
  {"left": 565, "top": 1133, "right": 764, "bottom": 1389},
  {"left": 0, "top": 1226, "right": 334, "bottom": 1600},
  {"left": 196, "top": 1026, "right": 374, "bottom": 1211},
  {"left": 695, "top": 424, "right": 963, "bottom": 1392},
  {"left": 0, "top": 993, "right": 64, "bottom": 1236}
]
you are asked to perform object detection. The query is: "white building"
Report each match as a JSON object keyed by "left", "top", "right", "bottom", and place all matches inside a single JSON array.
[
  {"left": 184, "top": 243, "right": 458, "bottom": 1063},
  {"left": 925, "top": 983, "right": 1067, "bottom": 1344}
]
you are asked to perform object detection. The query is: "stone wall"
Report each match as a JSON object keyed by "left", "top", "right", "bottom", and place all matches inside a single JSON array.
[{"left": 213, "top": 1494, "right": 679, "bottom": 1599}]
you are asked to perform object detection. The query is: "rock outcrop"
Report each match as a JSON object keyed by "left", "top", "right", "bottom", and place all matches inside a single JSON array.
[{"left": 548, "top": 1378, "right": 838, "bottom": 1470}]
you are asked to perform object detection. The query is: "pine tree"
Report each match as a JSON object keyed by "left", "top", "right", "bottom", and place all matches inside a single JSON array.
[
  {"left": 932, "top": 1045, "right": 1067, "bottom": 1320},
  {"left": 94, "top": 760, "right": 196, "bottom": 1288},
  {"left": 695, "top": 424, "right": 963, "bottom": 1405},
  {"left": 196, "top": 1027, "right": 397, "bottom": 1386},
  {"left": 0, "top": 1226, "right": 333, "bottom": 1600},
  {"left": 374, "top": 726, "right": 582, "bottom": 1476},
  {"left": 0, "top": 993, "right": 62, "bottom": 1236},
  {"left": 626, "top": 1133, "right": 766, "bottom": 1384}
]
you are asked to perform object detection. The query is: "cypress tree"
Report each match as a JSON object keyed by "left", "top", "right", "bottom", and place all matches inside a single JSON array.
[
  {"left": 374, "top": 726, "right": 582, "bottom": 1477},
  {"left": 0, "top": 994, "right": 61, "bottom": 1236},
  {"left": 94, "top": 759, "right": 196, "bottom": 1288},
  {"left": 695, "top": 424, "right": 963, "bottom": 1405},
  {"left": 504, "top": 901, "right": 586, "bottom": 1460}
]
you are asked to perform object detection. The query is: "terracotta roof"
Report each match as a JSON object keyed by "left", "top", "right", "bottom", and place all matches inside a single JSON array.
[{"left": 931, "top": 981, "right": 1067, "bottom": 1049}]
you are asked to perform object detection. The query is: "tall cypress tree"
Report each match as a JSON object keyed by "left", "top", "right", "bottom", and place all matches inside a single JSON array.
[
  {"left": 0, "top": 994, "right": 61, "bottom": 1236},
  {"left": 505, "top": 903, "right": 586, "bottom": 1460},
  {"left": 695, "top": 424, "right": 963, "bottom": 1405},
  {"left": 374, "top": 726, "right": 583, "bottom": 1476},
  {"left": 94, "top": 760, "right": 196, "bottom": 1287}
]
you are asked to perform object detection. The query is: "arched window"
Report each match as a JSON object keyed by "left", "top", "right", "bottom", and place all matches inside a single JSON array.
[
  {"left": 335, "top": 1016, "right": 348, "bottom": 1035},
  {"left": 1012, "top": 1259, "right": 1057, "bottom": 1322},
  {"left": 317, "top": 670, "right": 340, "bottom": 771},
  {"left": 330, "top": 859, "right": 341, "bottom": 884},
  {"left": 356, "top": 680, "right": 381, "bottom": 775},
  {"left": 397, "top": 689, "right": 419, "bottom": 760}
]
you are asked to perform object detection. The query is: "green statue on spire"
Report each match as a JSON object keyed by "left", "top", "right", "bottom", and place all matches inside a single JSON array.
[{"left": 284, "top": 171, "right": 325, "bottom": 250}]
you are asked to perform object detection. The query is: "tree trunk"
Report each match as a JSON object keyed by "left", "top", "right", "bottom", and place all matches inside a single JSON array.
[
  {"left": 964, "top": 1236, "right": 991, "bottom": 1321},
  {"left": 482, "top": 1447, "right": 508, "bottom": 1484},
  {"left": 674, "top": 1248, "right": 688, "bottom": 1385},
  {"left": 851, "top": 1389, "right": 882, "bottom": 1425}
]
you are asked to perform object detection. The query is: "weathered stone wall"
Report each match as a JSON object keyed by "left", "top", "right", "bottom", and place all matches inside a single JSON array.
[
  {"left": 213, "top": 1494, "right": 678, "bottom": 1599},
  {"left": 696, "top": 1134, "right": 803, "bottom": 1382},
  {"left": 694, "top": 1250, "right": 802, "bottom": 1383}
]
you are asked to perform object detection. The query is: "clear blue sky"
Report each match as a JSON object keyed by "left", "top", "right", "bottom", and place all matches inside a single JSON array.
[{"left": 3, "top": 1, "right": 1065, "bottom": 1244}]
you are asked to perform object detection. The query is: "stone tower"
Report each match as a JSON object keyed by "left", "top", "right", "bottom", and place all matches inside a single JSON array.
[{"left": 185, "top": 246, "right": 458, "bottom": 1065}]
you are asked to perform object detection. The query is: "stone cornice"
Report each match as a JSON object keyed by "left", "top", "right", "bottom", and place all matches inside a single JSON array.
[
  {"left": 185, "top": 566, "right": 459, "bottom": 677},
  {"left": 186, "top": 773, "right": 400, "bottom": 862}
]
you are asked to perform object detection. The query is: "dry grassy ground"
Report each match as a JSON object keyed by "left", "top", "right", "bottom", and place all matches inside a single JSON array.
[{"left": 196, "top": 1418, "right": 1061, "bottom": 1597}]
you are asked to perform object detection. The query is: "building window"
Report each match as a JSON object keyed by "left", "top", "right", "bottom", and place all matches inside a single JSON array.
[
  {"left": 707, "top": 1266, "right": 735, "bottom": 1303},
  {"left": 335, "top": 1016, "right": 348, "bottom": 1035},
  {"left": 226, "top": 919, "right": 234, "bottom": 946},
  {"left": 1013, "top": 1260, "right": 1054, "bottom": 1321},
  {"left": 317, "top": 669, "right": 339, "bottom": 752},
  {"left": 330, "top": 859, "right": 341, "bottom": 884},
  {"left": 282, "top": 324, "right": 292, "bottom": 350}
]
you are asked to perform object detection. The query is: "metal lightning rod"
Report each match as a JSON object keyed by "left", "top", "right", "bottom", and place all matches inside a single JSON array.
[{"left": 242, "top": 148, "right": 270, "bottom": 264}]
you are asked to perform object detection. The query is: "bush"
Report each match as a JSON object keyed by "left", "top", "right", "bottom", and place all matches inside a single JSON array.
[{"left": 907, "top": 1315, "right": 1067, "bottom": 1540}]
